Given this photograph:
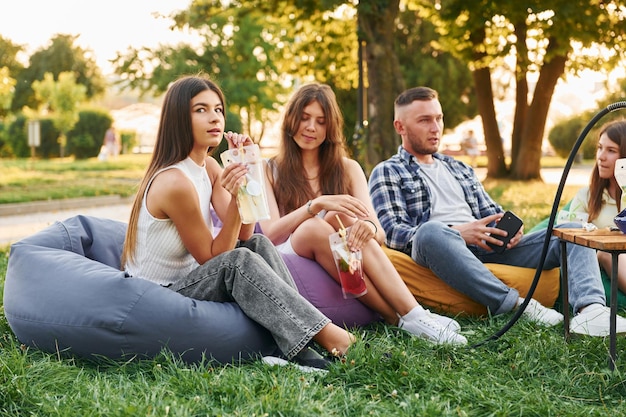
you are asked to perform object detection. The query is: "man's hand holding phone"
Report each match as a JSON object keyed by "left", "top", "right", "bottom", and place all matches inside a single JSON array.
[{"left": 487, "top": 211, "right": 524, "bottom": 253}]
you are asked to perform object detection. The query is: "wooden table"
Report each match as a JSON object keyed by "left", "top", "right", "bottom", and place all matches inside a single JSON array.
[{"left": 553, "top": 228, "right": 624, "bottom": 370}]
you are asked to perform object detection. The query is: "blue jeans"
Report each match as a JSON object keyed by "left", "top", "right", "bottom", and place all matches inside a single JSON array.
[
  {"left": 169, "top": 234, "right": 330, "bottom": 359},
  {"left": 411, "top": 221, "right": 606, "bottom": 315}
]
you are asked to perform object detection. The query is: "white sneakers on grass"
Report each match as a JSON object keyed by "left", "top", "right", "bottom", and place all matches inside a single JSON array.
[
  {"left": 425, "top": 309, "right": 462, "bottom": 333},
  {"left": 398, "top": 308, "right": 467, "bottom": 345},
  {"left": 518, "top": 297, "right": 564, "bottom": 326},
  {"left": 519, "top": 298, "right": 626, "bottom": 337},
  {"left": 570, "top": 303, "right": 626, "bottom": 337}
]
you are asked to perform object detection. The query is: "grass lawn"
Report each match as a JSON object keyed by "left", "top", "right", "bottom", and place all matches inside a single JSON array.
[
  {"left": 1, "top": 243, "right": 625, "bottom": 416},
  {"left": 2, "top": 156, "right": 624, "bottom": 416},
  {"left": 0, "top": 154, "right": 150, "bottom": 204}
]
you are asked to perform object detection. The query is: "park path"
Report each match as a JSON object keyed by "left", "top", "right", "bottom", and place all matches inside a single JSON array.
[{"left": 0, "top": 166, "right": 592, "bottom": 246}]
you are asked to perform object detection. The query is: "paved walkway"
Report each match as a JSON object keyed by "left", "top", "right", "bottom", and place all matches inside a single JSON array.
[
  {"left": 0, "top": 203, "right": 133, "bottom": 246},
  {"left": 0, "top": 166, "right": 592, "bottom": 246},
  {"left": 475, "top": 166, "right": 592, "bottom": 186}
]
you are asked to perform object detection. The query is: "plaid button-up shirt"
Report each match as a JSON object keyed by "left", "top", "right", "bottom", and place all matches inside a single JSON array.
[{"left": 368, "top": 146, "right": 502, "bottom": 255}]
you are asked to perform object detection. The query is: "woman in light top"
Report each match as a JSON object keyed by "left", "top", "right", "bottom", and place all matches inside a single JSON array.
[
  {"left": 260, "top": 83, "right": 467, "bottom": 345},
  {"left": 121, "top": 75, "right": 353, "bottom": 369},
  {"left": 569, "top": 119, "right": 626, "bottom": 293}
]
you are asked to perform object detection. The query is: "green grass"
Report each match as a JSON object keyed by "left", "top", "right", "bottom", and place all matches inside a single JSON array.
[
  {"left": 482, "top": 178, "right": 579, "bottom": 230},
  {"left": 1, "top": 239, "right": 625, "bottom": 415},
  {"left": 0, "top": 155, "right": 149, "bottom": 204},
  {"left": 1, "top": 156, "right": 623, "bottom": 416}
]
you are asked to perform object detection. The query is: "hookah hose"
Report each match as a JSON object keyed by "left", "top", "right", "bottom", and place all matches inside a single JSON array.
[{"left": 471, "top": 101, "right": 626, "bottom": 348}]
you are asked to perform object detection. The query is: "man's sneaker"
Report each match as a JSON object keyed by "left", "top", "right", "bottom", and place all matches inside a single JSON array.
[
  {"left": 519, "top": 298, "right": 564, "bottom": 326},
  {"left": 399, "top": 315, "right": 468, "bottom": 345},
  {"left": 570, "top": 303, "right": 626, "bottom": 337},
  {"left": 425, "top": 310, "right": 462, "bottom": 333}
]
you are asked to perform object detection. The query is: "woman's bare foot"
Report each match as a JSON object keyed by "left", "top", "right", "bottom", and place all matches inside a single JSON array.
[{"left": 313, "top": 323, "right": 355, "bottom": 356}]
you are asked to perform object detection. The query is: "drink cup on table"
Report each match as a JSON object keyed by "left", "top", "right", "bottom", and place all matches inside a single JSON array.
[
  {"left": 329, "top": 225, "right": 367, "bottom": 299},
  {"left": 220, "top": 144, "right": 270, "bottom": 224}
]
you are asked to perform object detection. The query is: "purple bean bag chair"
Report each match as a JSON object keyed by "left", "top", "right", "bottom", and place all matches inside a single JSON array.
[
  {"left": 3, "top": 215, "right": 276, "bottom": 364},
  {"left": 280, "top": 254, "right": 380, "bottom": 327},
  {"left": 230, "top": 216, "right": 380, "bottom": 328}
]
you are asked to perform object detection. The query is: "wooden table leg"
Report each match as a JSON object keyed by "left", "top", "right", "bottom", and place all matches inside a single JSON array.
[
  {"left": 609, "top": 252, "right": 619, "bottom": 371},
  {"left": 560, "top": 240, "right": 570, "bottom": 340}
]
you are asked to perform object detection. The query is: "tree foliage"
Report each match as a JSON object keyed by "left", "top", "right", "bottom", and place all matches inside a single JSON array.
[
  {"left": 419, "top": 0, "right": 626, "bottom": 179},
  {"left": 32, "top": 72, "right": 87, "bottom": 157},
  {"left": 549, "top": 76, "right": 626, "bottom": 160},
  {"left": 11, "top": 34, "right": 105, "bottom": 112},
  {"left": 395, "top": 8, "right": 477, "bottom": 131},
  {"left": 0, "top": 67, "right": 16, "bottom": 113},
  {"left": 0, "top": 35, "right": 24, "bottom": 119},
  {"left": 111, "top": 0, "right": 473, "bottom": 170},
  {"left": 0, "top": 35, "right": 25, "bottom": 76},
  {"left": 113, "top": 2, "right": 288, "bottom": 143}
]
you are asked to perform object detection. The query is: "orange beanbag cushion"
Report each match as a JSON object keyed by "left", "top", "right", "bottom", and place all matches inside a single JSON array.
[{"left": 382, "top": 247, "right": 560, "bottom": 317}]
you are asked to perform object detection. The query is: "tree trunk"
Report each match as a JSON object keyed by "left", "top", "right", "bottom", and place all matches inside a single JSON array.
[
  {"left": 469, "top": 27, "right": 506, "bottom": 178},
  {"left": 358, "top": 0, "right": 402, "bottom": 173},
  {"left": 510, "top": 38, "right": 567, "bottom": 180},
  {"left": 510, "top": 21, "right": 529, "bottom": 174}
]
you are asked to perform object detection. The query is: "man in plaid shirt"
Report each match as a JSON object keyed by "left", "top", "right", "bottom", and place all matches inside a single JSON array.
[{"left": 368, "top": 86, "right": 626, "bottom": 337}]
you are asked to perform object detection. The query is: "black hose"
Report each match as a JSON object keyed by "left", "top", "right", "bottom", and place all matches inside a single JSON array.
[{"left": 471, "top": 101, "right": 626, "bottom": 348}]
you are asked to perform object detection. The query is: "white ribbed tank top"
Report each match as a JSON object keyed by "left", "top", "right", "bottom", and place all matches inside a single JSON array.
[{"left": 125, "top": 157, "right": 213, "bottom": 285}]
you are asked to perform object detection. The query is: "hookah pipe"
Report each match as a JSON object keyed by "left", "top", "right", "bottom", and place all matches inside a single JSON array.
[{"left": 472, "top": 101, "right": 626, "bottom": 348}]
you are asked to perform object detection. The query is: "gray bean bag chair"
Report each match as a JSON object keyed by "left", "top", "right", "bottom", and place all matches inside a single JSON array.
[{"left": 3, "top": 215, "right": 276, "bottom": 364}]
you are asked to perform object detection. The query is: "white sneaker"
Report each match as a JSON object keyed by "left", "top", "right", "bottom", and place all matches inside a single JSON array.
[
  {"left": 399, "top": 315, "right": 468, "bottom": 345},
  {"left": 424, "top": 310, "right": 462, "bottom": 333},
  {"left": 519, "top": 298, "right": 564, "bottom": 326},
  {"left": 570, "top": 304, "right": 626, "bottom": 337}
]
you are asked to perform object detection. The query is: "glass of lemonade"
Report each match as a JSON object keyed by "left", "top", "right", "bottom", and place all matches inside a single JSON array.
[
  {"left": 329, "top": 227, "right": 367, "bottom": 299},
  {"left": 220, "top": 144, "right": 270, "bottom": 224}
]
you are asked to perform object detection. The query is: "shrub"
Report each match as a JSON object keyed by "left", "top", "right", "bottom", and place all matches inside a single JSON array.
[
  {"left": 66, "top": 108, "right": 112, "bottom": 159},
  {"left": 4, "top": 115, "right": 61, "bottom": 158},
  {"left": 5, "top": 114, "right": 28, "bottom": 157},
  {"left": 119, "top": 130, "right": 137, "bottom": 155},
  {"left": 0, "top": 120, "right": 9, "bottom": 157},
  {"left": 548, "top": 111, "right": 597, "bottom": 160}
]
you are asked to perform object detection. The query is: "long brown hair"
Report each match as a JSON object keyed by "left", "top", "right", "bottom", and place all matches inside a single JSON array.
[
  {"left": 121, "top": 74, "right": 226, "bottom": 267},
  {"left": 269, "top": 83, "right": 350, "bottom": 215},
  {"left": 588, "top": 119, "right": 626, "bottom": 221}
]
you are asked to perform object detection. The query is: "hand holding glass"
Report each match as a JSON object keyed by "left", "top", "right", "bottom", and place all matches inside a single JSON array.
[
  {"left": 329, "top": 226, "right": 367, "bottom": 299},
  {"left": 220, "top": 144, "right": 270, "bottom": 224}
]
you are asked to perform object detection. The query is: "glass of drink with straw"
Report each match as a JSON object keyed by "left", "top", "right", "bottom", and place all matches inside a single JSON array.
[{"left": 329, "top": 215, "right": 367, "bottom": 298}]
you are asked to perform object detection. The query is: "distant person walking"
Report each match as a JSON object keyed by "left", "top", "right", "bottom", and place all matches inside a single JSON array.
[
  {"left": 461, "top": 129, "right": 479, "bottom": 168},
  {"left": 102, "top": 126, "right": 119, "bottom": 160}
]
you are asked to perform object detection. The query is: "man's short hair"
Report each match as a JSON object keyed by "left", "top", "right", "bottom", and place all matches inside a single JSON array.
[{"left": 395, "top": 87, "right": 438, "bottom": 107}]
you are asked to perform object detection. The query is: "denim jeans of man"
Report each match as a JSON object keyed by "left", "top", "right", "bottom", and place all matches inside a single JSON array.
[
  {"left": 169, "top": 234, "right": 330, "bottom": 359},
  {"left": 412, "top": 221, "right": 605, "bottom": 315}
]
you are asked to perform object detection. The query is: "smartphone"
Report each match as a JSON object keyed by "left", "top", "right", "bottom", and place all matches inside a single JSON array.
[{"left": 487, "top": 211, "right": 523, "bottom": 254}]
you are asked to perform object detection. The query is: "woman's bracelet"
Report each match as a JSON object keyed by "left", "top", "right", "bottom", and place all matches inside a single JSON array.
[
  {"left": 306, "top": 199, "right": 317, "bottom": 216},
  {"left": 363, "top": 219, "right": 378, "bottom": 234}
]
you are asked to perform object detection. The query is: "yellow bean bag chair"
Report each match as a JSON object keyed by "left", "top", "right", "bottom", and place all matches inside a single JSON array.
[{"left": 382, "top": 247, "right": 560, "bottom": 317}]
